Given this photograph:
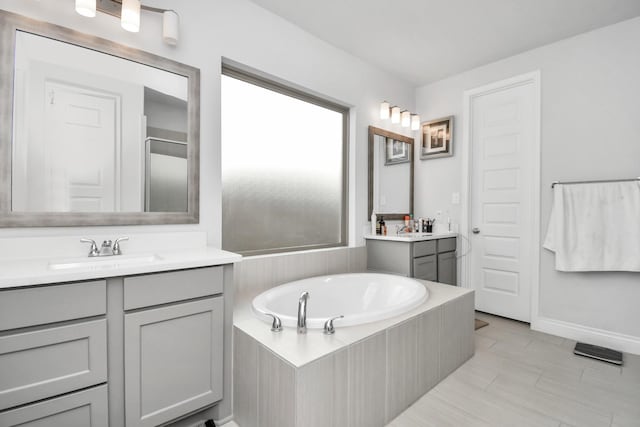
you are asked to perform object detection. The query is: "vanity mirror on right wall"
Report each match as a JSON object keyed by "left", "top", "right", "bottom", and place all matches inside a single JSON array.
[{"left": 368, "top": 126, "right": 414, "bottom": 220}]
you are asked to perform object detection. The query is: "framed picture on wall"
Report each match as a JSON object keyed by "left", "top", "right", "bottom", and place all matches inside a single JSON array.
[
  {"left": 421, "top": 116, "right": 453, "bottom": 160},
  {"left": 385, "top": 137, "right": 410, "bottom": 165}
]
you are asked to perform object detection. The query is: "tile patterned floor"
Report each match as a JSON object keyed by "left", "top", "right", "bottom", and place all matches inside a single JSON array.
[{"left": 388, "top": 312, "right": 640, "bottom": 427}]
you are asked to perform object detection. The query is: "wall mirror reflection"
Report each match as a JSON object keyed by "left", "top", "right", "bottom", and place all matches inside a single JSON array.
[
  {"left": 0, "top": 10, "right": 200, "bottom": 226},
  {"left": 368, "top": 126, "right": 414, "bottom": 220}
]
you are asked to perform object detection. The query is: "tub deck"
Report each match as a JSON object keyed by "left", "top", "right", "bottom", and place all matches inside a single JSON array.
[{"left": 233, "top": 280, "right": 475, "bottom": 427}]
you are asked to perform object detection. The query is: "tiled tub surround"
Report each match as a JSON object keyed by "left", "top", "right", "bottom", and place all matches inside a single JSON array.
[
  {"left": 233, "top": 246, "right": 367, "bottom": 299},
  {"left": 233, "top": 281, "right": 474, "bottom": 427}
]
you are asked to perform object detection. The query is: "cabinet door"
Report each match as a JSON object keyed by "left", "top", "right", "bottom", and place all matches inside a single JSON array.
[
  {"left": 438, "top": 251, "right": 457, "bottom": 285},
  {"left": 0, "top": 384, "right": 108, "bottom": 427},
  {"left": 124, "top": 297, "right": 223, "bottom": 427},
  {"left": 413, "top": 255, "right": 437, "bottom": 281}
]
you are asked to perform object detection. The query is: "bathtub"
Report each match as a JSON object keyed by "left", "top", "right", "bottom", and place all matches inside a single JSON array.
[{"left": 252, "top": 273, "right": 428, "bottom": 329}]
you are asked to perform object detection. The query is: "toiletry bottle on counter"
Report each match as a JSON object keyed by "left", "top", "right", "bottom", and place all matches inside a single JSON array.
[
  {"left": 376, "top": 216, "right": 381, "bottom": 235},
  {"left": 380, "top": 216, "right": 386, "bottom": 235}
]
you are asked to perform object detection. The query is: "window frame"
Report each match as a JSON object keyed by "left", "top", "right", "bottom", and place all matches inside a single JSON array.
[{"left": 221, "top": 64, "right": 350, "bottom": 256}]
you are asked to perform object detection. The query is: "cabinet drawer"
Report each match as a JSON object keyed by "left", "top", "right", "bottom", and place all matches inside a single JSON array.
[
  {"left": 413, "top": 240, "right": 436, "bottom": 258},
  {"left": 124, "top": 297, "right": 223, "bottom": 427},
  {"left": 0, "top": 319, "right": 107, "bottom": 410},
  {"left": 0, "top": 384, "right": 108, "bottom": 427},
  {"left": 413, "top": 255, "right": 437, "bottom": 281},
  {"left": 124, "top": 266, "right": 223, "bottom": 310},
  {"left": 438, "top": 237, "right": 457, "bottom": 253},
  {"left": 0, "top": 281, "right": 106, "bottom": 331}
]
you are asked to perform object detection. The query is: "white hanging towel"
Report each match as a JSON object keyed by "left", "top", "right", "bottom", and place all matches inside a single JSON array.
[{"left": 543, "top": 181, "right": 640, "bottom": 272}]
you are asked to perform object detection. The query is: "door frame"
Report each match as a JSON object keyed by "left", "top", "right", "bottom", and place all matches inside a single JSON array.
[{"left": 460, "top": 71, "right": 541, "bottom": 326}]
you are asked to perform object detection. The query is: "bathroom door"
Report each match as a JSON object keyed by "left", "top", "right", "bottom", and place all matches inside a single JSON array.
[
  {"left": 43, "top": 81, "right": 120, "bottom": 212},
  {"left": 466, "top": 73, "right": 540, "bottom": 322}
]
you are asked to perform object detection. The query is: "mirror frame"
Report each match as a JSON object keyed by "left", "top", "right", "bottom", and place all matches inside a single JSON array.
[
  {"left": 0, "top": 10, "right": 200, "bottom": 227},
  {"left": 368, "top": 126, "right": 414, "bottom": 221}
]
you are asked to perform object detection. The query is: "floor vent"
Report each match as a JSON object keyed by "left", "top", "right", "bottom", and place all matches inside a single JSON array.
[{"left": 573, "top": 342, "right": 623, "bottom": 365}]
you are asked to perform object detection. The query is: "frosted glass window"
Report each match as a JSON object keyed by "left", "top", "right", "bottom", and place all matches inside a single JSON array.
[{"left": 221, "top": 69, "right": 348, "bottom": 255}]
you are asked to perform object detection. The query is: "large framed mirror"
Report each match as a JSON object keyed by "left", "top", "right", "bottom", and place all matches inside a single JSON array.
[
  {"left": 368, "top": 126, "right": 414, "bottom": 220},
  {"left": 0, "top": 10, "right": 200, "bottom": 227}
]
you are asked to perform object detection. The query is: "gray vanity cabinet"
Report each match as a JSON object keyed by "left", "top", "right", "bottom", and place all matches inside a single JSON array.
[
  {"left": 366, "top": 236, "right": 457, "bottom": 285},
  {"left": 0, "top": 265, "right": 231, "bottom": 427}
]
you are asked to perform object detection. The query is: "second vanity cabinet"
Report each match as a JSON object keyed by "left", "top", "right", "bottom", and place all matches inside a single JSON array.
[
  {"left": 366, "top": 236, "right": 457, "bottom": 285},
  {"left": 0, "top": 265, "right": 232, "bottom": 427}
]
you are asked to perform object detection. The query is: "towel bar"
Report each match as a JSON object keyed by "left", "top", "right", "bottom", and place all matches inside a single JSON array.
[{"left": 551, "top": 177, "right": 640, "bottom": 188}]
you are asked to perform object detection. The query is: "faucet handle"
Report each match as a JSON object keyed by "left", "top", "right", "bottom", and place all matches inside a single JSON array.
[
  {"left": 113, "top": 237, "right": 129, "bottom": 255},
  {"left": 264, "top": 313, "right": 283, "bottom": 332},
  {"left": 323, "top": 315, "right": 344, "bottom": 335},
  {"left": 80, "top": 238, "right": 99, "bottom": 257}
]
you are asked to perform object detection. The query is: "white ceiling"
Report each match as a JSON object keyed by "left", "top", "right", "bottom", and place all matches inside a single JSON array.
[{"left": 247, "top": 0, "right": 640, "bottom": 86}]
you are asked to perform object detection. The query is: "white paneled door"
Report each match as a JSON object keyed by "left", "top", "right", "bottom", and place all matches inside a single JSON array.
[{"left": 467, "top": 73, "right": 540, "bottom": 322}]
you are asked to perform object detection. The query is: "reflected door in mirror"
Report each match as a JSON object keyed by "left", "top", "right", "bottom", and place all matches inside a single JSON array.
[{"left": 11, "top": 31, "right": 189, "bottom": 213}]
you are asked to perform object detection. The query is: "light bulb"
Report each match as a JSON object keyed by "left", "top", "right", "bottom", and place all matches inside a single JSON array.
[
  {"left": 380, "top": 101, "right": 390, "bottom": 120},
  {"left": 163, "top": 10, "right": 179, "bottom": 45},
  {"left": 401, "top": 110, "right": 410, "bottom": 127},
  {"left": 411, "top": 114, "right": 420, "bottom": 131},
  {"left": 121, "top": 0, "right": 141, "bottom": 33},
  {"left": 391, "top": 106, "right": 400, "bottom": 124},
  {"left": 75, "top": 0, "right": 96, "bottom": 17}
]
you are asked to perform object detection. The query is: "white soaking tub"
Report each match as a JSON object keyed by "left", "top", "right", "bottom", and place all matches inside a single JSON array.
[{"left": 252, "top": 273, "right": 428, "bottom": 329}]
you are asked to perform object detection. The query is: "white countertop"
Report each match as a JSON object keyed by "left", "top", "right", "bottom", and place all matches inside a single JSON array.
[
  {"left": 0, "top": 234, "right": 242, "bottom": 289},
  {"left": 364, "top": 232, "right": 457, "bottom": 242}
]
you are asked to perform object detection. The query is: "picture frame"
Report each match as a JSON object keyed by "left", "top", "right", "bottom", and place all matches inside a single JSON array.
[
  {"left": 421, "top": 116, "right": 453, "bottom": 160},
  {"left": 384, "top": 137, "right": 411, "bottom": 165}
]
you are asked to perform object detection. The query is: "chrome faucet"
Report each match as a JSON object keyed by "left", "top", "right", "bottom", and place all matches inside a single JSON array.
[
  {"left": 81, "top": 237, "right": 129, "bottom": 257},
  {"left": 396, "top": 225, "right": 412, "bottom": 235},
  {"left": 297, "top": 291, "right": 310, "bottom": 334}
]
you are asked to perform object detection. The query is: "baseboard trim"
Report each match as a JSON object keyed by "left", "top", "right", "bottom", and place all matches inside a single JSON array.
[
  {"left": 214, "top": 415, "right": 234, "bottom": 426},
  {"left": 532, "top": 316, "right": 640, "bottom": 356}
]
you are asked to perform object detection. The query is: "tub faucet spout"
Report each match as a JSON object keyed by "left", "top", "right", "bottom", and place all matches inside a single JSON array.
[{"left": 297, "top": 291, "right": 310, "bottom": 334}]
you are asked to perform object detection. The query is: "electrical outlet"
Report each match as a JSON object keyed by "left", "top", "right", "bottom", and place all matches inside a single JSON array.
[{"left": 451, "top": 192, "right": 460, "bottom": 205}]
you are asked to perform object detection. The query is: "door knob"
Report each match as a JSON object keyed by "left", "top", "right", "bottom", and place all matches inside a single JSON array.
[{"left": 472, "top": 227, "right": 480, "bottom": 234}]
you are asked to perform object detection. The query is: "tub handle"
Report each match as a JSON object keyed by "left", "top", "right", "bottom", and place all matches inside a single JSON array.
[
  {"left": 323, "top": 315, "right": 344, "bottom": 335},
  {"left": 264, "top": 313, "right": 283, "bottom": 332}
]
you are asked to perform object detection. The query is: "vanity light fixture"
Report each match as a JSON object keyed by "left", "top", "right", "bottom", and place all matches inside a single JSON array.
[
  {"left": 401, "top": 110, "right": 411, "bottom": 128},
  {"left": 391, "top": 106, "right": 401, "bottom": 124},
  {"left": 379, "top": 101, "right": 421, "bottom": 131},
  {"left": 411, "top": 114, "right": 420, "bottom": 131},
  {"left": 75, "top": 0, "right": 180, "bottom": 45},
  {"left": 380, "top": 101, "right": 390, "bottom": 120}
]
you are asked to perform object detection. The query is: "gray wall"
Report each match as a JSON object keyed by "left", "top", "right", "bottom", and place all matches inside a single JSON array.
[{"left": 414, "top": 17, "right": 640, "bottom": 339}]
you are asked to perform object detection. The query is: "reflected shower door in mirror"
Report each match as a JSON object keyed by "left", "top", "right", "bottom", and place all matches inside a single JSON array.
[
  {"left": 11, "top": 31, "right": 188, "bottom": 213},
  {"left": 368, "top": 126, "right": 414, "bottom": 220}
]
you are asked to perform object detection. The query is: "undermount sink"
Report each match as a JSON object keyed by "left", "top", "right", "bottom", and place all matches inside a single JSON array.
[{"left": 48, "top": 253, "right": 162, "bottom": 270}]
